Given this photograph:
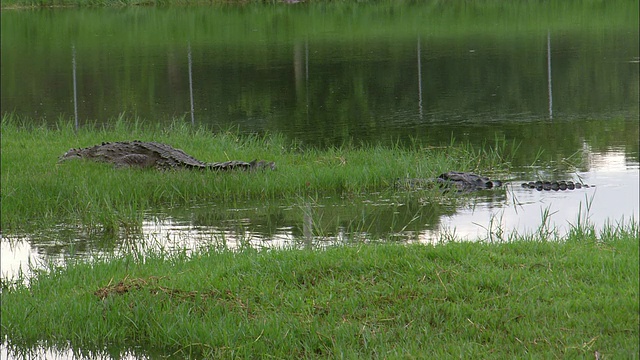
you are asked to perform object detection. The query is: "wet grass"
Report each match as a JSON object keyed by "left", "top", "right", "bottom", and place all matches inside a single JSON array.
[
  {"left": 1, "top": 221, "right": 637, "bottom": 359},
  {"left": 1, "top": 114, "right": 514, "bottom": 232}
]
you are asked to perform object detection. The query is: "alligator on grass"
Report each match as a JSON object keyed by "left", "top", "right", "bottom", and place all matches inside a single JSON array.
[
  {"left": 59, "top": 141, "right": 276, "bottom": 171},
  {"left": 397, "top": 171, "right": 592, "bottom": 192}
]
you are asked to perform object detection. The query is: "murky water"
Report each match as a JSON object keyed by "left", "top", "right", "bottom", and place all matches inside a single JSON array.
[
  {"left": 1, "top": 2, "right": 639, "bottom": 359},
  {"left": 3, "top": 150, "right": 638, "bottom": 282}
]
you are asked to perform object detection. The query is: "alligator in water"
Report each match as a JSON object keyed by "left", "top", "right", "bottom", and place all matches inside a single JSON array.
[
  {"left": 59, "top": 141, "right": 276, "bottom": 171},
  {"left": 520, "top": 180, "right": 591, "bottom": 191},
  {"left": 397, "top": 171, "right": 592, "bottom": 192}
]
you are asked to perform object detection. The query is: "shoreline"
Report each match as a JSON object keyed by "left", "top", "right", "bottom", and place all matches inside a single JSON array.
[{"left": 2, "top": 225, "right": 638, "bottom": 358}]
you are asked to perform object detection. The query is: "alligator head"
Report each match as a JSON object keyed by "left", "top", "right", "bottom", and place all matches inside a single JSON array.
[{"left": 58, "top": 148, "right": 85, "bottom": 162}]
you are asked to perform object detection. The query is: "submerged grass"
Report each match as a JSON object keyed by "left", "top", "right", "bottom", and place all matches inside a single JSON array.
[
  {"left": 1, "top": 114, "right": 513, "bottom": 231},
  {"left": 2, "top": 221, "right": 638, "bottom": 358}
]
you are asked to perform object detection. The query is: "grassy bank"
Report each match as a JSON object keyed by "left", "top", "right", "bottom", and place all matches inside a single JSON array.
[
  {"left": 0, "top": 114, "right": 513, "bottom": 231},
  {"left": 2, "top": 221, "right": 638, "bottom": 358}
]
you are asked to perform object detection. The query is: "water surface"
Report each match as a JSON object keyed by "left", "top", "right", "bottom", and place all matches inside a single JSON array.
[
  {"left": 2, "top": 0, "right": 638, "bottom": 275},
  {"left": 1, "top": 2, "right": 639, "bottom": 358}
]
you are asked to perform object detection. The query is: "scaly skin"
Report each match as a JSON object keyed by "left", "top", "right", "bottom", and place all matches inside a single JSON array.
[
  {"left": 396, "top": 172, "right": 592, "bottom": 192},
  {"left": 59, "top": 141, "right": 276, "bottom": 171},
  {"left": 521, "top": 180, "right": 590, "bottom": 191}
]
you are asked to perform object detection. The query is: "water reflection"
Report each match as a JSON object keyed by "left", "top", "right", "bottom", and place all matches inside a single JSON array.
[
  {"left": 1, "top": 3, "right": 638, "bottom": 359},
  {"left": 1, "top": 342, "right": 176, "bottom": 360},
  {"left": 3, "top": 150, "right": 637, "bottom": 285},
  {"left": 2, "top": 8, "right": 638, "bottom": 149}
]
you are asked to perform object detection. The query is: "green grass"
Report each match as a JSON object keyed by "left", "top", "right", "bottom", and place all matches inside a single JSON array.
[
  {"left": 0, "top": 114, "right": 514, "bottom": 232},
  {"left": 2, "top": 221, "right": 638, "bottom": 359}
]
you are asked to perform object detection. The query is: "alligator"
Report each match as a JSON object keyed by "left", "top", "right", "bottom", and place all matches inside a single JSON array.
[
  {"left": 58, "top": 141, "right": 276, "bottom": 171},
  {"left": 521, "top": 180, "right": 591, "bottom": 191},
  {"left": 396, "top": 171, "right": 592, "bottom": 192}
]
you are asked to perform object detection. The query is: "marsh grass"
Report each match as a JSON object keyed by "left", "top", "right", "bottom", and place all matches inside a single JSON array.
[
  {"left": 1, "top": 114, "right": 511, "bottom": 231},
  {"left": 1, "top": 221, "right": 637, "bottom": 359}
]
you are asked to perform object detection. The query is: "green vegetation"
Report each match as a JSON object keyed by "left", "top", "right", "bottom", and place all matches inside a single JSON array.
[
  {"left": 1, "top": 2, "right": 638, "bottom": 359},
  {"left": 2, "top": 1, "right": 637, "bottom": 151},
  {"left": 2, "top": 221, "right": 638, "bottom": 359},
  {"left": 3, "top": 1, "right": 637, "bottom": 35},
  {"left": 2, "top": 0, "right": 635, "bottom": 23},
  {"left": 0, "top": 114, "right": 514, "bottom": 231}
]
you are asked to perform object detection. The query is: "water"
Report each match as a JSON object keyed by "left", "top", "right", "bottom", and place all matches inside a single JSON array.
[
  {"left": 3, "top": 153, "right": 638, "bottom": 281},
  {"left": 1, "top": 2, "right": 639, "bottom": 358}
]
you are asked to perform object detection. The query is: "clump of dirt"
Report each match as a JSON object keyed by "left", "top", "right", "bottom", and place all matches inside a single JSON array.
[
  {"left": 94, "top": 275, "right": 159, "bottom": 299},
  {"left": 93, "top": 275, "right": 234, "bottom": 303}
]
